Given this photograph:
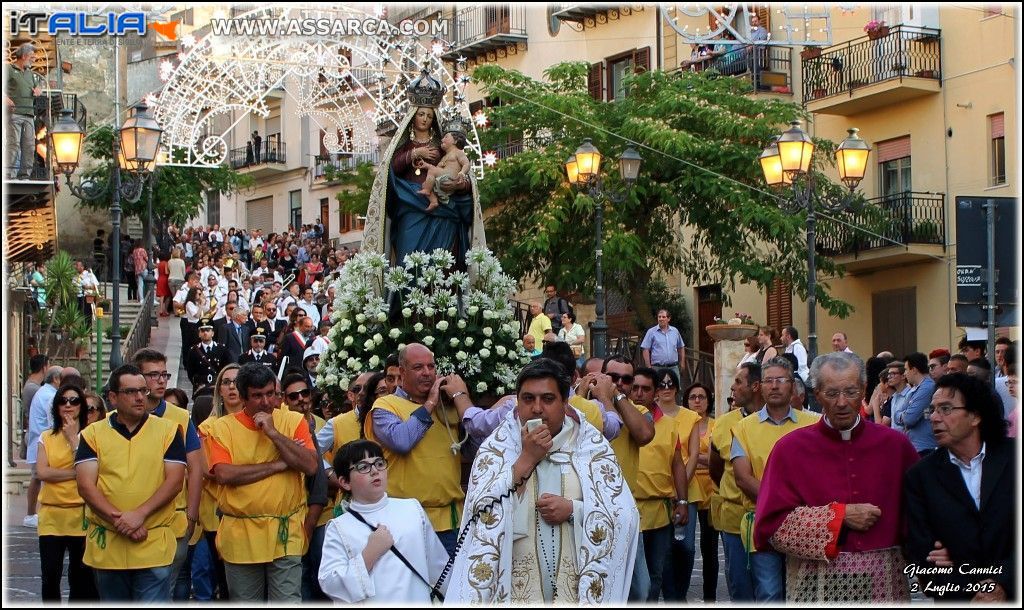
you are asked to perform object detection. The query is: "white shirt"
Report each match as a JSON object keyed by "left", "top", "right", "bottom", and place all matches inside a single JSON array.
[
  {"left": 785, "top": 339, "right": 810, "bottom": 380},
  {"left": 948, "top": 443, "right": 986, "bottom": 509},
  {"left": 318, "top": 495, "right": 449, "bottom": 603},
  {"left": 298, "top": 299, "right": 321, "bottom": 327}
]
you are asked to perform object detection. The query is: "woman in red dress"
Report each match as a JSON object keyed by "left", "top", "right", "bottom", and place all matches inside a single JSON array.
[{"left": 156, "top": 252, "right": 172, "bottom": 316}]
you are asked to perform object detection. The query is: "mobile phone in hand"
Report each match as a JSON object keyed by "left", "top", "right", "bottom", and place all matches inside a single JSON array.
[{"left": 526, "top": 418, "right": 542, "bottom": 432}]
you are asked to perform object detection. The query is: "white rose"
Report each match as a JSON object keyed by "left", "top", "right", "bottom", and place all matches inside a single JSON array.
[
  {"left": 457, "top": 320, "right": 467, "bottom": 329},
  {"left": 339, "top": 319, "right": 351, "bottom": 331},
  {"left": 509, "top": 351, "right": 520, "bottom": 361},
  {"left": 377, "top": 312, "right": 387, "bottom": 323},
  {"left": 483, "top": 310, "right": 494, "bottom": 320},
  {"left": 344, "top": 336, "right": 354, "bottom": 347},
  {"left": 398, "top": 343, "right": 407, "bottom": 351},
  {"left": 402, "top": 307, "right": 413, "bottom": 318},
  {"left": 424, "top": 307, "right": 436, "bottom": 317},
  {"left": 352, "top": 360, "right": 363, "bottom": 372},
  {"left": 373, "top": 333, "right": 384, "bottom": 345},
  {"left": 369, "top": 355, "right": 380, "bottom": 369},
  {"left": 346, "top": 357, "right": 357, "bottom": 368},
  {"left": 338, "top": 350, "right": 349, "bottom": 359},
  {"left": 496, "top": 346, "right": 507, "bottom": 356},
  {"left": 467, "top": 306, "right": 479, "bottom": 316},
  {"left": 476, "top": 381, "right": 487, "bottom": 393},
  {"left": 483, "top": 339, "right": 492, "bottom": 348},
  {"left": 479, "top": 348, "right": 491, "bottom": 359},
  {"left": 437, "top": 320, "right": 449, "bottom": 332},
  {"left": 357, "top": 324, "right": 367, "bottom": 334},
  {"left": 423, "top": 336, "right": 435, "bottom": 346},
  {"left": 483, "top": 327, "right": 493, "bottom": 337},
  {"left": 339, "top": 377, "right": 350, "bottom": 391},
  {"left": 364, "top": 339, "right": 375, "bottom": 350},
  {"left": 414, "top": 322, "right": 424, "bottom": 332},
  {"left": 450, "top": 338, "right": 460, "bottom": 347},
  {"left": 356, "top": 313, "right": 367, "bottom": 323},
  {"left": 447, "top": 307, "right": 457, "bottom": 317},
  {"left": 464, "top": 337, "right": 474, "bottom": 347},
  {"left": 456, "top": 351, "right": 469, "bottom": 361},
  {"left": 389, "top": 328, "right": 401, "bottom": 339}
]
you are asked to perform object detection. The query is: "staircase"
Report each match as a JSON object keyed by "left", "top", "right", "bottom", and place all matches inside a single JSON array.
[{"left": 63, "top": 284, "right": 149, "bottom": 387}]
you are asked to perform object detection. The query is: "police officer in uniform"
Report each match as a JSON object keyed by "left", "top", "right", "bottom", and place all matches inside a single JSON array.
[
  {"left": 185, "top": 318, "right": 229, "bottom": 392},
  {"left": 238, "top": 329, "right": 276, "bottom": 369}
]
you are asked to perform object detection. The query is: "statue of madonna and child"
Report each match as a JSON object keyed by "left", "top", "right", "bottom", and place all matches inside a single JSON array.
[{"left": 361, "top": 69, "right": 487, "bottom": 268}]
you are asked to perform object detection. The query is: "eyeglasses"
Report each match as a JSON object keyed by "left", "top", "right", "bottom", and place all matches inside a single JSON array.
[
  {"left": 763, "top": 377, "right": 793, "bottom": 386},
  {"left": 925, "top": 405, "right": 967, "bottom": 417},
  {"left": 116, "top": 388, "right": 151, "bottom": 397},
  {"left": 542, "top": 340, "right": 554, "bottom": 346},
  {"left": 608, "top": 373, "right": 635, "bottom": 385},
  {"left": 86, "top": 405, "right": 101, "bottom": 413},
  {"left": 220, "top": 378, "right": 237, "bottom": 386},
  {"left": 285, "top": 388, "right": 312, "bottom": 401},
  {"left": 374, "top": 386, "right": 390, "bottom": 397},
  {"left": 57, "top": 395, "right": 82, "bottom": 406},
  {"left": 349, "top": 385, "right": 363, "bottom": 394},
  {"left": 351, "top": 457, "right": 388, "bottom": 474},
  {"left": 820, "top": 388, "right": 862, "bottom": 400},
  {"left": 927, "top": 364, "right": 940, "bottom": 370},
  {"left": 143, "top": 372, "right": 172, "bottom": 381},
  {"left": 688, "top": 394, "right": 708, "bottom": 401}
]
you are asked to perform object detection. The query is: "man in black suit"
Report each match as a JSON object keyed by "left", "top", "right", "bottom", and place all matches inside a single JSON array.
[
  {"left": 219, "top": 307, "right": 251, "bottom": 364},
  {"left": 185, "top": 319, "right": 229, "bottom": 390},
  {"left": 238, "top": 332, "right": 276, "bottom": 369},
  {"left": 903, "top": 373, "right": 1014, "bottom": 602}
]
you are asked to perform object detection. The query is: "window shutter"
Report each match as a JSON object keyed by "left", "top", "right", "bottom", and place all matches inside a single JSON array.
[
  {"left": 318, "top": 129, "right": 328, "bottom": 157},
  {"left": 990, "top": 113, "right": 1004, "bottom": 139},
  {"left": 588, "top": 62, "right": 604, "bottom": 101},
  {"left": 766, "top": 277, "right": 793, "bottom": 332},
  {"left": 469, "top": 100, "right": 484, "bottom": 115},
  {"left": 756, "top": 5, "right": 770, "bottom": 30},
  {"left": 634, "top": 47, "right": 651, "bottom": 73},
  {"left": 876, "top": 136, "right": 911, "bottom": 163}
]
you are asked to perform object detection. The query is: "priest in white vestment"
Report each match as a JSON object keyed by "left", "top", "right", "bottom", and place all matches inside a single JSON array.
[{"left": 445, "top": 359, "right": 639, "bottom": 604}]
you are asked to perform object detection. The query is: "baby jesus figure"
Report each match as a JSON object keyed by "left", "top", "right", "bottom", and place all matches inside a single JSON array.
[{"left": 417, "top": 131, "right": 471, "bottom": 212}]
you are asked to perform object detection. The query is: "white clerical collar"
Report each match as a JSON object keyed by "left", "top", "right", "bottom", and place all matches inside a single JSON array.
[
  {"left": 823, "top": 415, "right": 861, "bottom": 441},
  {"left": 350, "top": 494, "right": 389, "bottom": 514}
]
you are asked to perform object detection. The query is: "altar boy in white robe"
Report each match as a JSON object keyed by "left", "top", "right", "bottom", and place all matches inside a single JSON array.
[
  {"left": 318, "top": 440, "right": 450, "bottom": 603},
  {"left": 445, "top": 359, "right": 640, "bottom": 604}
]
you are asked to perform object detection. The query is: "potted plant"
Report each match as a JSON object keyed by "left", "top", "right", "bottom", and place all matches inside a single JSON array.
[{"left": 864, "top": 19, "right": 889, "bottom": 40}]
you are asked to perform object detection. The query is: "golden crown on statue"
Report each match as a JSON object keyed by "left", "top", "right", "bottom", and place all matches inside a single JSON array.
[{"left": 407, "top": 68, "right": 445, "bottom": 108}]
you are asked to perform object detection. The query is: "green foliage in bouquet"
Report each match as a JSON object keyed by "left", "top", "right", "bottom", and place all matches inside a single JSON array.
[{"left": 317, "top": 248, "right": 531, "bottom": 406}]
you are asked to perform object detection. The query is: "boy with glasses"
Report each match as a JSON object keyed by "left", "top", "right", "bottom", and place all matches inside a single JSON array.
[{"left": 318, "top": 439, "right": 449, "bottom": 603}]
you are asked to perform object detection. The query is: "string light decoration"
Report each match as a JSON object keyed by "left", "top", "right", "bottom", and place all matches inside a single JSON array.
[
  {"left": 660, "top": 3, "right": 833, "bottom": 47},
  {"left": 150, "top": 5, "right": 484, "bottom": 177}
]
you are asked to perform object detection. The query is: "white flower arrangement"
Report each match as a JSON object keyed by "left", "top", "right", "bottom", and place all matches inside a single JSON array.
[{"left": 317, "top": 248, "right": 531, "bottom": 406}]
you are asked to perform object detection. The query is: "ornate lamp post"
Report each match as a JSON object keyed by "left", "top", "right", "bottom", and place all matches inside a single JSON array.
[
  {"left": 758, "top": 121, "right": 870, "bottom": 361},
  {"left": 565, "top": 139, "right": 642, "bottom": 358},
  {"left": 50, "top": 103, "right": 163, "bottom": 370}
]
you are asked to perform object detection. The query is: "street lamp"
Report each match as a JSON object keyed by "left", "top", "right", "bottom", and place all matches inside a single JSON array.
[
  {"left": 565, "top": 139, "right": 642, "bottom": 358},
  {"left": 759, "top": 121, "right": 869, "bottom": 362},
  {"left": 50, "top": 103, "right": 163, "bottom": 370}
]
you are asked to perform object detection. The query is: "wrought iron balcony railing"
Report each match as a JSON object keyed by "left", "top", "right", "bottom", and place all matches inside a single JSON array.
[
  {"left": 679, "top": 45, "right": 794, "bottom": 92},
  {"left": 228, "top": 137, "right": 286, "bottom": 170},
  {"left": 817, "top": 191, "right": 945, "bottom": 256},
  {"left": 450, "top": 5, "right": 527, "bottom": 48}
]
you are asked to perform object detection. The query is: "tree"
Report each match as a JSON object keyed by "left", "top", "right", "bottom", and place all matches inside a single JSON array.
[
  {"left": 472, "top": 62, "right": 854, "bottom": 328},
  {"left": 323, "top": 160, "right": 376, "bottom": 217},
  {"left": 70, "top": 125, "right": 253, "bottom": 239}
]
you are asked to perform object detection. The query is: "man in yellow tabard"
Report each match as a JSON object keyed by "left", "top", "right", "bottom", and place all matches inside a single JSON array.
[
  {"left": 75, "top": 365, "right": 186, "bottom": 601},
  {"left": 731, "top": 358, "right": 818, "bottom": 602},
  {"left": 708, "top": 361, "right": 761, "bottom": 601},
  {"left": 206, "top": 363, "right": 319, "bottom": 601},
  {"left": 133, "top": 348, "right": 204, "bottom": 600},
  {"left": 364, "top": 343, "right": 475, "bottom": 556}
]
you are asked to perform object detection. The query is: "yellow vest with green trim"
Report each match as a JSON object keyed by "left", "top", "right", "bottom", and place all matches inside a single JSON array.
[
  {"left": 364, "top": 395, "right": 464, "bottom": 532},
  {"left": 158, "top": 401, "right": 192, "bottom": 538},
  {"left": 81, "top": 415, "right": 181, "bottom": 570},
  {"left": 731, "top": 409, "right": 818, "bottom": 517},
  {"left": 709, "top": 407, "right": 750, "bottom": 534},
  {"left": 689, "top": 418, "right": 716, "bottom": 507},
  {"left": 320, "top": 410, "right": 361, "bottom": 527},
  {"left": 208, "top": 409, "right": 309, "bottom": 563},
  {"left": 635, "top": 411, "right": 680, "bottom": 531},
  {"left": 38, "top": 431, "right": 86, "bottom": 537},
  {"left": 568, "top": 394, "right": 604, "bottom": 433},
  {"left": 609, "top": 403, "right": 649, "bottom": 493}
]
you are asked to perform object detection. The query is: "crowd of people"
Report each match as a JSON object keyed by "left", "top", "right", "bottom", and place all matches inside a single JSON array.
[{"left": 17, "top": 222, "right": 1018, "bottom": 604}]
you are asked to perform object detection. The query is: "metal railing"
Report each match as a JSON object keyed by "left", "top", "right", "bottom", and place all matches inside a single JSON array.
[
  {"left": 313, "top": 151, "right": 380, "bottom": 180},
  {"left": 510, "top": 299, "right": 532, "bottom": 339},
  {"left": 680, "top": 45, "right": 794, "bottom": 92},
  {"left": 817, "top": 191, "right": 945, "bottom": 256},
  {"left": 802, "top": 25, "right": 941, "bottom": 101},
  {"left": 451, "top": 5, "right": 527, "bottom": 47},
  {"left": 606, "top": 330, "right": 715, "bottom": 388},
  {"left": 121, "top": 288, "right": 154, "bottom": 363},
  {"left": 228, "top": 137, "right": 287, "bottom": 170}
]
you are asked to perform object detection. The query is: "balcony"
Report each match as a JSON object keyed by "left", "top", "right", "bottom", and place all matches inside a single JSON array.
[
  {"left": 312, "top": 151, "right": 380, "bottom": 182},
  {"left": 817, "top": 191, "right": 945, "bottom": 273},
  {"left": 679, "top": 45, "right": 794, "bottom": 94},
  {"left": 551, "top": 4, "right": 644, "bottom": 31},
  {"left": 228, "top": 136, "right": 287, "bottom": 177},
  {"left": 443, "top": 5, "right": 527, "bottom": 64},
  {"left": 803, "top": 25, "right": 941, "bottom": 115}
]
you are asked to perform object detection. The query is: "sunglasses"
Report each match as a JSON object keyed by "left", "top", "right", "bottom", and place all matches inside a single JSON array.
[
  {"left": 285, "top": 388, "right": 312, "bottom": 401},
  {"left": 86, "top": 405, "right": 101, "bottom": 413},
  {"left": 351, "top": 457, "right": 388, "bottom": 474},
  {"left": 57, "top": 396, "right": 82, "bottom": 406},
  {"left": 608, "top": 373, "right": 634, "bottom": 385}
]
